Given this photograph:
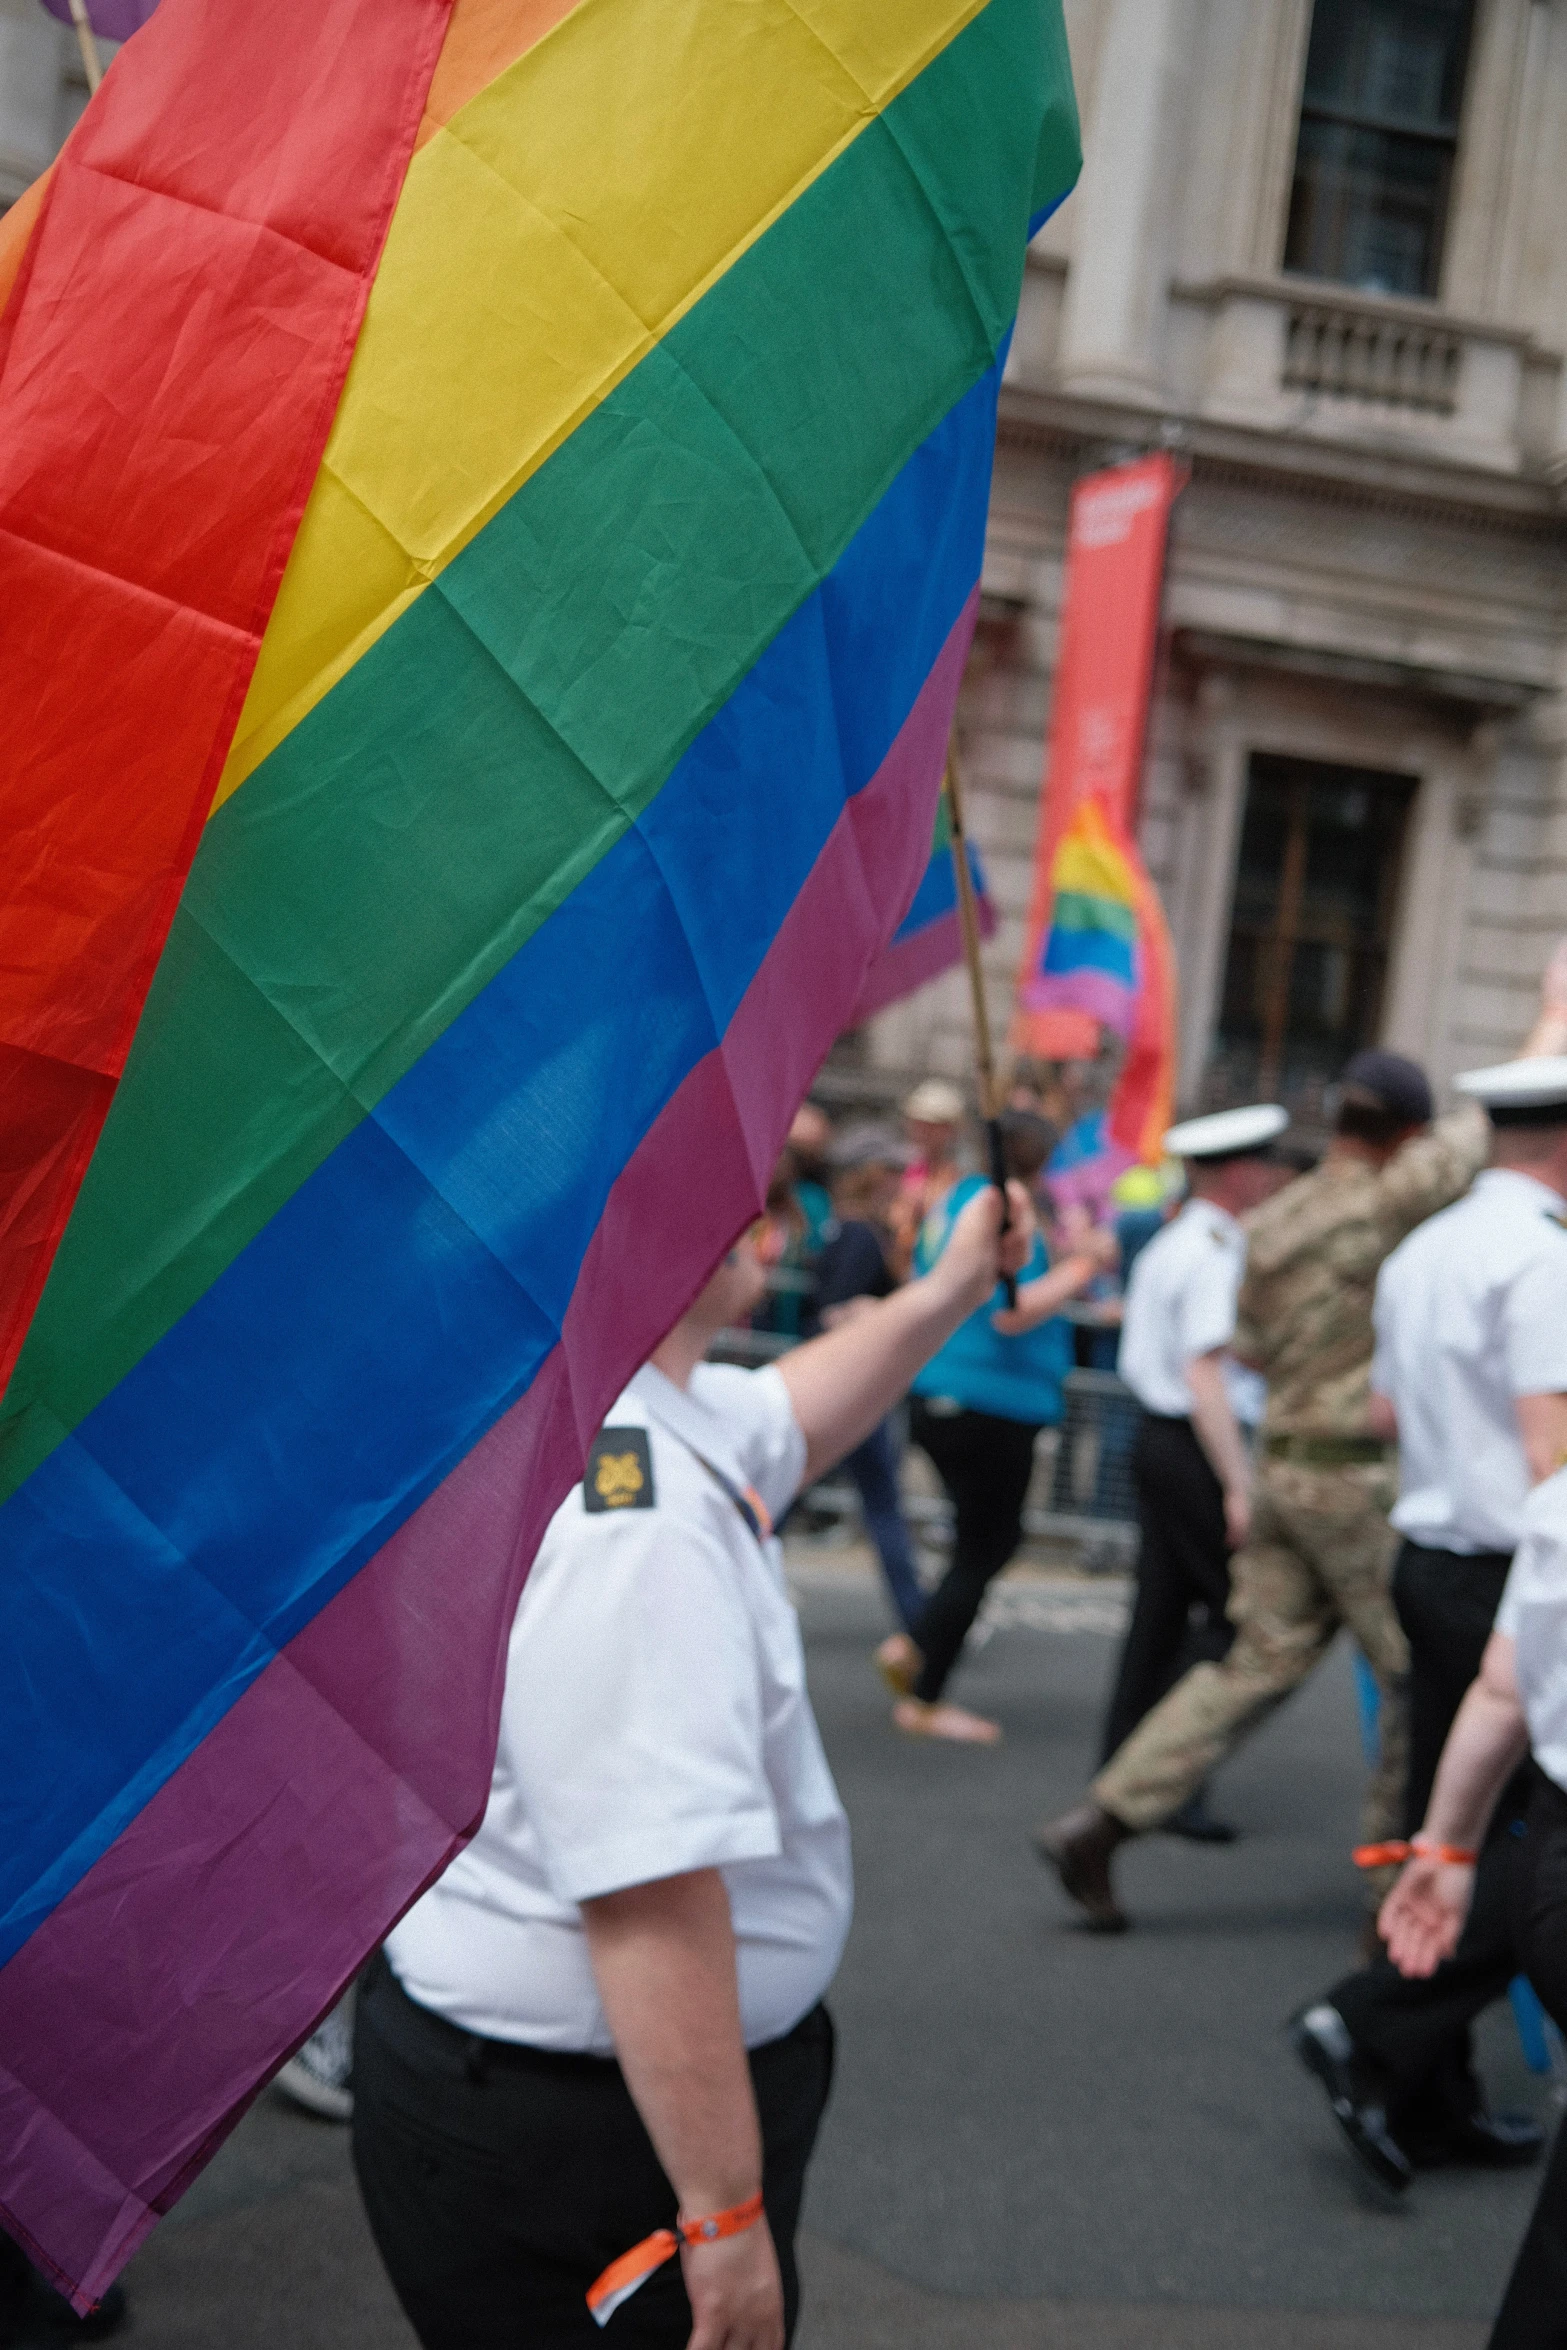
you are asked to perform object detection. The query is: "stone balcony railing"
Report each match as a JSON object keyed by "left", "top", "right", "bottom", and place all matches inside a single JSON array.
[
  {"left": 1281, "top": 297, "right": 1462, "bottom": 414},
  {"left": 1168, "top": 272, "right": 1558, "bottom": 476}
]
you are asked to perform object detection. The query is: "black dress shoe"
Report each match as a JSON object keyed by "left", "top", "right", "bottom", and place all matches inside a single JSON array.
[
  {"left": 1165, "top": 1792, "right": 1239, "bottom": 1844},
  {"left": 1290, "top": 2003, "right": 1412, "bottom": 2194},
  {"left": 1408, "top": 2111, "right": 1547, "bottom": 2171},
  {"left": 1034, "top": 1801, "right": 1132, "bottom": 1932}
]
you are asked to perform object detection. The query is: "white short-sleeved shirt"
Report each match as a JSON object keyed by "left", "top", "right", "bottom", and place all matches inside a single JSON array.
[
  {"left": 1495, "top": 1468, "right": 1567, "bottom": 1795},
  {"left": 1372, "top": 1168, "right": 1567, "bottom": 1555},
  {"left": 386, "top": 1361, "right": 852, "bottom": 2054},
  {"left": 1117, "top": 1197, "right": 1264, "bottom": 1427}
]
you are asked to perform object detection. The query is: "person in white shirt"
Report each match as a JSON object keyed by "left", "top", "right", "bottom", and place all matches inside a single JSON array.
[
  {"left": 351, "top": 1174, "right": 1032, "bottom": 2350},
  {"left": 1294, "top": 1052, "right": 1567, "bottom": 2196},
  {"left": 1378, "top": 1460, "right": 1567, "bottom": 2344},
  {"left": 1091, "top": 1104, "right": 1286, "bottom": 1833}
]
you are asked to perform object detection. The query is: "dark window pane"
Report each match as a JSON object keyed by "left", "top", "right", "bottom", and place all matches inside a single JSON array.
[
  {"left": 1210, "top": 755, "right": 1414, "bottom": 1119},
  {"left": 1287, "top": 120, "right": 1451, "bottom": 296},
  {"left": 1302, "top": 0, "right": 1472, "bottom": 130},
  {"left": 1285, "top": 0, "right": 1473, "bottom": 297}
]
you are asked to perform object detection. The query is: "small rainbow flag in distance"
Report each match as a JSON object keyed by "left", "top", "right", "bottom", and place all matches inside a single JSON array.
[
  {"left": 1019, "top": 791, "right": 1176, "bottom": 1198},
  {"left": 852, "top": 792, "right": 997, "bottom": 1023},
  {"left": 1019, "top": 794, "right": 1140, "bottom": 1033},
  {"left": 0, "top": 0, "right": 1079, "bottom": 2307}
]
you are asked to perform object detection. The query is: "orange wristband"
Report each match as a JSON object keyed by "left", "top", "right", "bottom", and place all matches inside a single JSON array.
[
  {"left": 1353, "top": 1838, "right": 1477, "bottom": 1869},
  {"left": 587, "top": 2192, "right": 764, "bottom": 2328}
]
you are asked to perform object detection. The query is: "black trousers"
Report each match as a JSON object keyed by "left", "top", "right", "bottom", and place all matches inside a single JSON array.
[
  {"left": 1491, "top": 1776, "right": 1567, "bottom": 2350},
  {"left": 1099, "top": 1414, "right": 1234, "bottom": 1765},
  {"left": 351, "top": 1958, "right": 833, "bottom": 2350},
  {"left": 1331, "top": 1541, "right": 1528, "bottom": 2146},
  {"left": 908, "top": 1401, "right": 1041, "bottom": 1704}
]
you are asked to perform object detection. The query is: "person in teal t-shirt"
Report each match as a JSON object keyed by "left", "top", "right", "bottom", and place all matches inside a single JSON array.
[{"left": 876, "top": 1113, "right": 1113, "bottom": 1743}]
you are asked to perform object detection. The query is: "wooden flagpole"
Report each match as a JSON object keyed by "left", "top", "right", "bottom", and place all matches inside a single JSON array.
[
  {"left": 942, "top": 748, "right": 1016, "bottom": 1306},
  {"left": 66, "top": 0, "right": 103, "bottom": 93}
]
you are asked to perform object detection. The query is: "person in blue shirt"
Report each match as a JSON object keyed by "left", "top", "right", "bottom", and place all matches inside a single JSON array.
[{"left": 876, "top": 1112, "right": 1114, "bottom": 1743}]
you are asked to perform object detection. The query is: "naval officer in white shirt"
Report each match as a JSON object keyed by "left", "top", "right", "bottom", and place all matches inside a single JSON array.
[
  {"left": 1295, "top": 1054, "right": 1567, "bottom": 2194},
  {"left": 1097, "top": 1103, "right": 1287, "bottom": 1825},
  {"left": 1380, "top": 1437, "right": 1567, "bottom": 2334},
  {"left": 351, "top": 1174, "right": 1032, "bottom": 2350}
]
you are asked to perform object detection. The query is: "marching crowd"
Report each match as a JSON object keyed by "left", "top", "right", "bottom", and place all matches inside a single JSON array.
[
  {"left": 296, "top": 938, "right": 1567, "bottom": 2350},
  {"left": 27, "top": 955, "right": 1567, "bottom": 2350}
]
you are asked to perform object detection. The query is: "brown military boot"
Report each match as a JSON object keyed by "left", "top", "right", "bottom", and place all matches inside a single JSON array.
[{"left": 1033, "top": 1801, "right": 1133, "bottom": 1932}]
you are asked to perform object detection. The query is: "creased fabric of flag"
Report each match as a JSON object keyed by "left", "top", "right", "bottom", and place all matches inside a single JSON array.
[
  {"left": 850, "top": 795, "right": 996, "bottom": 1024},
  {"left": 0, "top": 0, "right": 1079, "bottom": 2308}
]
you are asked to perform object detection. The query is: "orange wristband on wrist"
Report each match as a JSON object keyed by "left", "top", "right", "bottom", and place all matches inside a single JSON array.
[
  {"left": 587, "top": 2191, "right": 765, "bottom": 2328},
  {"left": 1353, "top": 1838, "right": 1478, "bottom": 1869}
]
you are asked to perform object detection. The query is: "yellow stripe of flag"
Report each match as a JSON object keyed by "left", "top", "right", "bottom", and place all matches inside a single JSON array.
[{"left": 213, "top": 0, "right": 992, "bottom": 816}]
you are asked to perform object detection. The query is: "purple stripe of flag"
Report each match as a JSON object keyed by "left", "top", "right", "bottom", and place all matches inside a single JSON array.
[
  {"left": 849, "top": 894, "right": 996, "bottom": 1027},
  {"left": 1018, "top": 967, "right": 1134, "bottom": 1034}
]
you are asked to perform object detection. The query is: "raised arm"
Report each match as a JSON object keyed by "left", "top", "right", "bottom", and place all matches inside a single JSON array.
[
  {"left": 777, "top": 1181, "right": 1033, "bottom": 1485},
  {"left": 989, "top": 1224, "right": 1115, "bottom": 1335}
]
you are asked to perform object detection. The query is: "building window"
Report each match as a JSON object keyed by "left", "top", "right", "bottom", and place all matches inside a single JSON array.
[
  {"left": 1284, "top": 0, "right": 1475, "bottom": 299},
  {"left": 1212, "top": 754, "right": 1414, "bottom": 1111}
]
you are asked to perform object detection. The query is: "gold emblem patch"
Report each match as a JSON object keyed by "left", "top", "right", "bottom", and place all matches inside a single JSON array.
[
  {"left": 595, "top": 1451, "right": 644, "bottom": 1506},
  {"left": 583, "top": 1425, "right": 655, "bottom": 1513}
]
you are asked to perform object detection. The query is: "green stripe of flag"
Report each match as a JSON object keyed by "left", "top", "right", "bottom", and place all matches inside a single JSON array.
[{"left": 1050, "top": 890, "right": 1139, "bottom": 946}]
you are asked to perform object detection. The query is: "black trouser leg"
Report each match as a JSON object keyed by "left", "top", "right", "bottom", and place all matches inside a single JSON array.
[
  {"left": 1395, "top": 1543, "right": 1516, "bottom": 1835},
  {"left": 1100, "top": 1415, "right": 1232, "bottom": 1764},
  {"left": 908, "top": 1404, "right": 1041, "bottom": 1704},
  {"left": 0, "top": 2229, "right": 29, "bottom": 2343},
  {"left": 1327, "top": 1542, "right": 1522, "bottom": 2146},
  {"left": 1489, "top": 1779, "right": 1567, "bottom": 2350},
  {"left": 352, "top": 1960, "right": 833, "bottom": 2350}
]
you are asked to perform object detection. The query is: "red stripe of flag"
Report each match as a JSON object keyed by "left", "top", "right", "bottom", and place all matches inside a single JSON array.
[{"left": 0, "top": 0, "right": 452, "bottom": 1397}]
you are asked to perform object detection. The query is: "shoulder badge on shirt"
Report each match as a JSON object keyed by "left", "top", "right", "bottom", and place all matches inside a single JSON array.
[{"left": 584, "top": 1426, "right": 655, "bottom": 1512}]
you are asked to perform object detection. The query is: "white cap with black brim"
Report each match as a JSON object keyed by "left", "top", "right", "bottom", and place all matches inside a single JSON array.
[
  {"left": 1162, "top": 1104, "right": 1290, "bottom": 1162},
  {"left": 1455, "top": 1056, "right": 1567, "bottom": 1122}
]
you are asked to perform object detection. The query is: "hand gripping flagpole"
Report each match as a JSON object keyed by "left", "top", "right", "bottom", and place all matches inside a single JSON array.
[
  {"left": 65, "top": 0, "right": 103, "bottom": 91},
  {"left": 942, "top": 748, "right": 1017, "bottom": 1309}
]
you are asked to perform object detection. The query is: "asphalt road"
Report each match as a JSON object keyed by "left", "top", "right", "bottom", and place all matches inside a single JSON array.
[{"left": 75, "top": 1556, "right": 1554, "bottom": 2348}]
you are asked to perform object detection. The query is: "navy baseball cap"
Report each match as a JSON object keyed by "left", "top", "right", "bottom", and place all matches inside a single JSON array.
[{"left": 1339, "top": 1049, "right": 1433, "bottom": 1126}]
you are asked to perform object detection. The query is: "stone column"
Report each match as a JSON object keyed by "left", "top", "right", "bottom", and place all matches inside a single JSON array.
[{"left": 1055, "top": 0, "right": 1189, "bottom": 402}]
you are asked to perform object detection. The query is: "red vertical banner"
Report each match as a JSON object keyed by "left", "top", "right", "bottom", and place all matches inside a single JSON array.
[{"left": 1011, "top": 451, "right": 1182, "bottom": 1167}]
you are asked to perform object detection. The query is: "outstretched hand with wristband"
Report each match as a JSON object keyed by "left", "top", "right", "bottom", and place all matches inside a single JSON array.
[{"left": 1377, "top": 1629, "right": 1531, "bottom": 1978}]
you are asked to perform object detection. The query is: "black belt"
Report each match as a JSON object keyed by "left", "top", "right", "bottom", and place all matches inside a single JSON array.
[
  {"left": 364, "top": 1952, "right": 619, "bottom": 2085},
  {"left": 365, "top": 1951, "right": 827, "bottom": 2085}
]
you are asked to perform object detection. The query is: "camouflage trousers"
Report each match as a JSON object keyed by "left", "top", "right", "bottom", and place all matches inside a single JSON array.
[{"left": 1092, "top": 1456, "right": 1410, "bottom": 1872}]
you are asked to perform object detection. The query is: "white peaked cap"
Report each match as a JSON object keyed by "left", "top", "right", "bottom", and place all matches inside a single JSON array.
[
  {"left": 1454, "top": 1055, "right": 1567, "bottom": 1109},
  {"left": 1162, "top": 1103, "right": 1289, "bottom": 1161}
]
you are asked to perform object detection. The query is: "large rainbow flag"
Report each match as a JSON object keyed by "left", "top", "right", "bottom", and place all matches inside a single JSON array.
[{"left": 0, "top": 0, "right": 1080, "bottom": 2306}]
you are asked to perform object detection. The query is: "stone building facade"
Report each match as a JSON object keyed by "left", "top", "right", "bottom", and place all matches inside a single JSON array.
[
  {"left": 870, "top": 0, "right": 1567, "bottom": 1121},
  {"left": 5, "top": 0, "right": 1565, "bottom": 1120}
]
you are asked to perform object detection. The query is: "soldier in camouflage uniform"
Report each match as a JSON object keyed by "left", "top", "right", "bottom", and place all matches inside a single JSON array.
[{"left": 1037, "top": 1048, "right": 1487, "bottom": 1933}]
